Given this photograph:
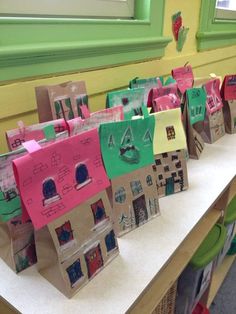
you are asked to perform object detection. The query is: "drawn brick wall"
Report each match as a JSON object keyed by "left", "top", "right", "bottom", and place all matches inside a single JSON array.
[{"left": 153, "top": 149, "right": 188, "bottom": 197}]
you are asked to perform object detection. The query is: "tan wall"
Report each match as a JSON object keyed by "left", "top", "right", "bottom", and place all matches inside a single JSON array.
[{"left": 0, "top": 0, "right": 236, "bottom": 153}]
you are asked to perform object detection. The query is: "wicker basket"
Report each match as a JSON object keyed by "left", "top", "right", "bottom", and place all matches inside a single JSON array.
[{"left": 152, "top": 281, "right": 177, "bottom": 314}]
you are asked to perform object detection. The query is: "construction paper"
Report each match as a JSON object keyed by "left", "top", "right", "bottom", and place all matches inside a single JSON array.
[
  {"left": 147, "top": 78, "right": 180, "bottom": 108},
  {"left": 186, "top": 88, "right": 207, "bottom": 125},
  {"left": 13, "top": 129, "right": 110, "bottom": 230},
  {"left": 106, "top": 88, "right": 145, "bottom": 118},
  {"left": 203, "top": 79, "right": 223, "bottom": 114},
  {"left": 99, "top": 116, "right": 155, "bottom": 179},
  {"left": 152, "top": 108, "right": 187, "bottom": 155},
  {"left": 0, "top": 132, "right": 69, "bottom": 223},
  {"left": 6, "top": 119, "right": 67, "bottom": 151},
  {"left": 68, "top": 106, "right": 124, "bottom": 136},
  {"left": 43, "top": 124, "right": 56, "bottom": 140},
  {"left": 153, "top": 94, "right": 181, "bottom": 112},
  {"left": 221, "top": 75, "right": 236, "bottom": 100},
  {"left": 172, "top": 65, "right": 194, "bottom": 94},
  {"left": 22, "top": 140, "right": 41, "bottom": 153},
  {"left": 129, "top": 77, "right": 161, "bottom": 105},
  {"left": 0, "top": 150, "right": 25, "bottom": 222}
]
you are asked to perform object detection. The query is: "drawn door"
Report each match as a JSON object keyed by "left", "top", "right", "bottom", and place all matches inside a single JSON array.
[
  {"left": 85, "top": 244, "right": 103, "bottom": 279},
  {"left": 132, "top": 195, "right": 148, "bottom": 227},
  {"left": 165, "top": 177, "right": 175, "bottom": 196}
]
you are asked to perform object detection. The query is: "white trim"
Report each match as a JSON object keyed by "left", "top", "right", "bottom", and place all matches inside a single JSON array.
[
  {"left": 0, "top": 0, "right": 135, "bottom": 18},
  {"left": 215, "top": 8, "right": 236, "bottom": 20},
  {"left": 215, "top": 0, "right": 236, "bottom": 20}
]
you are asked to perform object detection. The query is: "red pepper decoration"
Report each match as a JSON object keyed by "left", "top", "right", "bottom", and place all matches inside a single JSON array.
[{"left": 172, "top": 11, "right": 182, "bottom": 41}]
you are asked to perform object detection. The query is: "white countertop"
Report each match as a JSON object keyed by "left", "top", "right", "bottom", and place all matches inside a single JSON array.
[{"left": 0, "top": 134, "right": 235, "bottom": 314}]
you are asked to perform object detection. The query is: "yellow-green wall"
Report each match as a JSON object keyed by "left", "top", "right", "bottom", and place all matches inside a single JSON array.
[{"left": 0, "top": 0, "right": 236, "bottom": 153}]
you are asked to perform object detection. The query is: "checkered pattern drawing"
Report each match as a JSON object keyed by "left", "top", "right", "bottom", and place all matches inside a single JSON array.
[{"left": 166, "top": 126, "right": 176, "bottom": 140}]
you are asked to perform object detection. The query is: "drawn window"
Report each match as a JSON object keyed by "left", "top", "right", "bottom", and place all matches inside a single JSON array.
[
  {"left": 66, "top": 259, "right": 84, "bottom": 287},
  {"left": 172, "top": 154, "right": 178, "bottom": 161},
  {"left": 166, "top": 126, "right": 176, "bottom": 140},
  {"left": 122, "top": 97, "right": 129, "bottom": 106},
  {"left": 143, "top": 129, "right": 153, "bottom": 145},
  {"left": 130, "top": 180, "right": 143, "bottom": 197},
  {"left": 115, "top": 187, "right": 126, "bottom": 203},
  {"left": 11, "top": 138, "right": 25, "bottom": 149},
  {"left": 146, "top": 175, "right": 153, "bottom": 186},
  {"left": 105, "top": 230, "right": 117, "bottom": 253},
  {"left": 42, "top": 178, "right": 60, "bottom": 206},
  {"left": 178, "top": 170, "right": 184, "bottom": 176},
  {"left": 75, "top": 163, "right": 92, "bottom": 190},
  {"left": 175, "top": 161, "right": 182, "bottom": 169},
  {"left": 55, "top": 221, "right": 74, "bottom": 246},
  {"left": 162, "top": 153, "right": 168, "bottom": 158},
  {"left": 158, "top": 174, "right": 163, "bottom": 180},
  {"left": 54, "top": 98, "right": 74, "bottom": 120},
  {"left": 164, "top": 165, "right": 170, "bottom": 172},
  {"left": 91, "top": 199, "right": 107, "bottom": 225},
  {"left": 76, "top": 94, "right": 89, "bottom": 118},
  {"left": 155, "top": 159, "right": 162, "bottom": 166}
]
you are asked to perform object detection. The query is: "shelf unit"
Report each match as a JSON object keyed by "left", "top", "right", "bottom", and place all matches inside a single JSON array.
[
  {"left": 205, "top": 179, "right": 236, "bottom": 308},
  {"left": 0, "top": 134, "right": 235, "bottom": 314},
  {"left": 207, "top": 254, "right": 236, "bottom": 307}
]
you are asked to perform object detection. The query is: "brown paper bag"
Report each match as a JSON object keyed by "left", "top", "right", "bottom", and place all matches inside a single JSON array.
[
  {"left": 200, "top": 109, "right": 225, "bottom": 144},
  {"left": 184, "top": 112, "right": 205, "bottom": 160},
  {"left": 184, "top": 88, "right": 206, "bottom": 159},
  {"left": 193, "top": 77, "right": 225, "bottom": 143},
  {"left": 0, "top": 217, "right": 36, "bottom": 273},
  {"left": 35, "top": 190, "right": 119, "bottom": 298},
  {"left": 221, "top": 75, "right": 236, "bottom": 134},
  {"left": 223, "top": 100, "right": 236, "bottom": 134},
  {"left": 201, "top": 79, "right": 225, "bottom": 143},
  {"left": 35, "top": 81, "right": 88, "bottom": 122},
  {"left": 108, "top": 165, "right": 160, "bottom": 237}
]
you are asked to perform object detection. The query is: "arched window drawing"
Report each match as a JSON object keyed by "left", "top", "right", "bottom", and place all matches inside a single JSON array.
[
  {"left": 42, "top": 178, "right": 60, "bottom": 206},
  {"left": 75, "top": 163, "right": 92, "bottom": 190}
]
